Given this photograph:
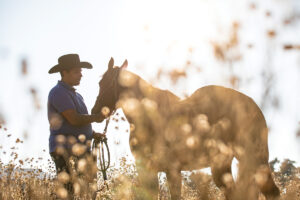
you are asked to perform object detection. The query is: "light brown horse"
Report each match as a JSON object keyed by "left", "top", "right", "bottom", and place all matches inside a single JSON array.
[{"left": 92, "top": 58, "right": 280, "bottom": 200}]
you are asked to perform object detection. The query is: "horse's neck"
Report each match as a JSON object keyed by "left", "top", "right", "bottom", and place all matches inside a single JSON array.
[{"left": 132, "top": 75, "right": 179, "bottom": 110}]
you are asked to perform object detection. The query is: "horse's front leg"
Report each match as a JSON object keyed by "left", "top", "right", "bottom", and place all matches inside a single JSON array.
[
  {"left": 134, "top": 160, "right": 159, "bottom": 200},
  {"left": 166, "top": 169, "right": 182, "bottom": 200}
]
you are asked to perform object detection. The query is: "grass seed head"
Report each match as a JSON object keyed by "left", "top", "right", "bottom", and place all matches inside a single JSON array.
[
  {"left": 56, "top": 187, "right": 68, "bottom": 199},
  {"left": 78, "top": 134, "right": 86, "bottom": 143},
  {"left": 57, "top": 171, "right": 70, "bottom": 184},
  {"left": 72, "top": 143, "right": 86, "bottom": 156}
]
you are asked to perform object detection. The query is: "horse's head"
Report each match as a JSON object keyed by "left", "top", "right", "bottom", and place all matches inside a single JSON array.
[{"left": 91, "top": 58, "right": 128, "bottom": 116}]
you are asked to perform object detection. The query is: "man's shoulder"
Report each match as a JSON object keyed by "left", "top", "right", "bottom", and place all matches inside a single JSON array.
[{"left": 48, "top": 83, "right": 68, "bottom": 98}]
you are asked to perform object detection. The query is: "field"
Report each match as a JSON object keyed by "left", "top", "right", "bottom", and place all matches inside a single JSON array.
[{"left": 0, "top": 153, "right": 299, "bottom": 199}]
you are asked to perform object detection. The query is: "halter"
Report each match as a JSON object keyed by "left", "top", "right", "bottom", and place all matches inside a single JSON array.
[
  {"left": 92, "top": 69, "right": 120, "bottom": 182},
  {"left": 95, "top": 68, "right": 120, "bottom": 112},
  {"left": 91, "top": 67, "right": 124, "bottom": 199}
]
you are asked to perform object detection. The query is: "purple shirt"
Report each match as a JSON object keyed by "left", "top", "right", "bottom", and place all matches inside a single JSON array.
[{"left": 47, "top": 81, "right": 92, "bottom": 153}]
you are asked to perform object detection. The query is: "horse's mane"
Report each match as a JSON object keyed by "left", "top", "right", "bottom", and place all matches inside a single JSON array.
[{"left": 119, "top": 70, "right": 180, "bottom": 111}]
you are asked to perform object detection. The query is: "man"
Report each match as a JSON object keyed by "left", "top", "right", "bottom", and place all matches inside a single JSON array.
[{"left": 48, "top": 54, "right": 105, "bottom": 199}]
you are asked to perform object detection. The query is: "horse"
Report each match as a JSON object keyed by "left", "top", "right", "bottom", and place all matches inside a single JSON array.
[{"left": 91, "top": 58, "right": 280, "bottom": 200}]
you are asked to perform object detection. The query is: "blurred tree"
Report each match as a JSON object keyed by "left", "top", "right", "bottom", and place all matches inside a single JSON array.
[
  {"left": 278, "top": 159, "right": 297, "bottom": 188},
  {"left": 280, "top": 159, "right": 296, "bottom": 177},
  {"left": 269, "top": 157, "right": 280, "bottom": 172}
]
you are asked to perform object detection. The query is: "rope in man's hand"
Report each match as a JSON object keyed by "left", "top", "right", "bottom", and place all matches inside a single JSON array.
[
  {"left": 92, "top": 133, "right": 110, "bottom": 181},
  {"left": 91, "top": 111, "right": 114, "bottom": 198}
]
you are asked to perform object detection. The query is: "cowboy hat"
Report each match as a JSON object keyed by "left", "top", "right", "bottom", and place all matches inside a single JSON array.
[{"left": 48, "top": 54, "right": 93, "bottom": 74}]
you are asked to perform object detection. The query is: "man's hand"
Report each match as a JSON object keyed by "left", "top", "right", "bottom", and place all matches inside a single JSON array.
[
  {"left": 93, "top": 131, "right": 106, "bottom": 143},
  {"left": 94, "top": 113, "right": 105, "bottom": 123}
]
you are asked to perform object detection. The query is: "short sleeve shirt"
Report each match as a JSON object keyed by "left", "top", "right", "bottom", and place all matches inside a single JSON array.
[{"left": 48, "top": 81, "right": 92, "bottom": 153}]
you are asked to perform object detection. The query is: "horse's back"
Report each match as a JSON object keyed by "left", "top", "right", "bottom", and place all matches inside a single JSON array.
[
  {"left": 188, "top": 85, "right": 264, "bottom": 121},
  {"left": 186, "top": 85, "right": 268, "bottom": 146},
  {"left": 190, "top": 85, "right": 256, "bottom": 107}
]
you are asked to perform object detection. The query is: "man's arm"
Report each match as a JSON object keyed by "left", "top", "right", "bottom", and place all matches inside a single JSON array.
[{"left": 61, "top": 109, "right": 105, "bottom": 126}]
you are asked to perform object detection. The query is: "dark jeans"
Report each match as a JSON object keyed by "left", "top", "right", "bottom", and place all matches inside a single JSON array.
[{"left": 50, "top": 151, "right": 97, "bottom": 199}]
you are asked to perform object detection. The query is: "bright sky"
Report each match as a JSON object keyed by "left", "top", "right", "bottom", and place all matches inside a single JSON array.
[{"left": 0, "top": 0, "right": 299, "bottom": 172}]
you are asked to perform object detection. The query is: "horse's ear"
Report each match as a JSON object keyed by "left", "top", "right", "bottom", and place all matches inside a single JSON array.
[
  {"left": 108, "top": 57, "right": 114, "bottom": 70},
  {"left": 120, "top": 59, "right": 128, "bottom": 69}
]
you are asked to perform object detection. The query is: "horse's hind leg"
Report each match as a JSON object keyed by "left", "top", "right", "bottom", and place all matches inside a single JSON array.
[
  {"left": 255, "top": 164, "right": 280, "bottom": 200},
  {"left": 236, "top": 143, "right": 280, "bottom": 200},
  {"left": 166, "top": 169, "right": 181, "bottom": 200},
  {"left": 211, "top": 156, "right": 234, "bottom": 200}
]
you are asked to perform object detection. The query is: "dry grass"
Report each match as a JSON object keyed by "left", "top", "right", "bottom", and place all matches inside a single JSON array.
[{"left": 0, "top": 144, "right": 299, "bottom": 200}]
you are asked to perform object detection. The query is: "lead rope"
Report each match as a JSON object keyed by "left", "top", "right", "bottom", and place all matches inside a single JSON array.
[{"left": 92, "top": 111, "right": 115, "bottom": 199}]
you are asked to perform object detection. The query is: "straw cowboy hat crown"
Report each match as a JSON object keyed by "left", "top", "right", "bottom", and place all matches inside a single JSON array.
[{"left": 48, "top": 54, "right": 93, "bottom": 74}]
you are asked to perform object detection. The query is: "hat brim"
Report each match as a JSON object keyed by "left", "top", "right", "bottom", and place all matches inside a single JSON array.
[{"left": 48, "top": 62, "right": 93, "bottom": 74}]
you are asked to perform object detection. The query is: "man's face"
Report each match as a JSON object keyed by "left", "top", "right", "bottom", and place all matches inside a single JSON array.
[{"left": 63, "top": 67, "right": 82, "bottom": 86}]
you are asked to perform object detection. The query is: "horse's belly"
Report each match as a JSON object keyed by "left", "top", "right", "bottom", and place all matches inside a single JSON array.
[
  {"left": 181, "top": 161, "right": 210, "bottom": 171},
  {"left": 163, "top": 149, "right": 211, "bottom": 171}
]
